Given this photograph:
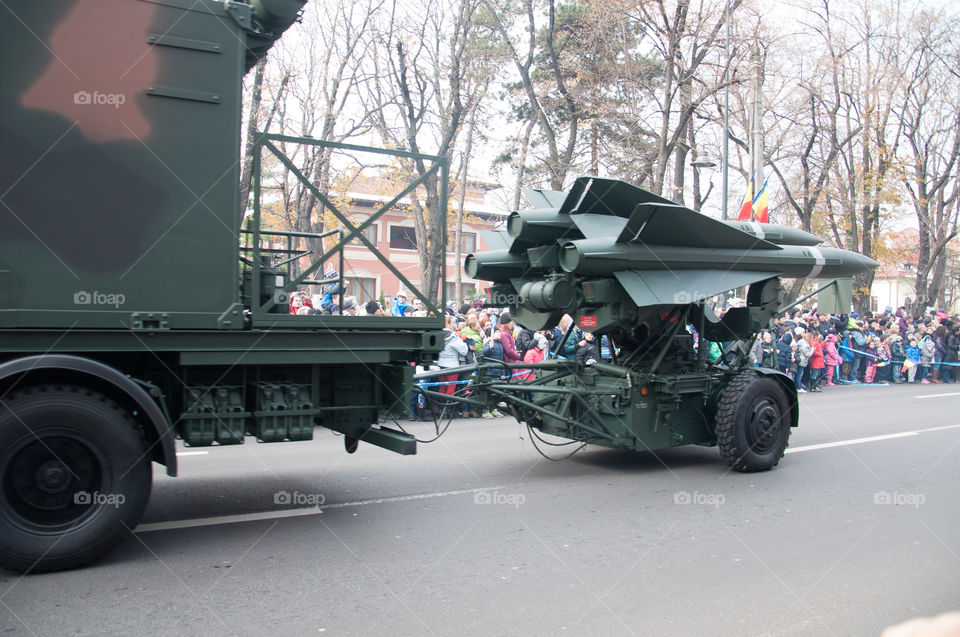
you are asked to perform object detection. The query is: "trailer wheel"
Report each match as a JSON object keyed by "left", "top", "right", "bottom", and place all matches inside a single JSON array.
[
  {"left": 715, "top": 372, "right": 792, "bottom": 472},
  {"left": 0, "top": 385, "right": 152, "bottom": 572}
]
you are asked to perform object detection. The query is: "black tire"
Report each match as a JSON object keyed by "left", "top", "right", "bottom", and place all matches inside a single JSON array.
[
  {"left": 0, "top": 385, "right": 152, "bottom": 573},
  {"left": 715, "top": 372, "right": 792, "bottom": 472}
]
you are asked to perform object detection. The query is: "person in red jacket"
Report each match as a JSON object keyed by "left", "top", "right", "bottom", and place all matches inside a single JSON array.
[
  {"left": 808, "top": 333, "right": 825, "bottom": 392},
  {"left": 498, "top": 313, "right": 522, "bottom": 365}
]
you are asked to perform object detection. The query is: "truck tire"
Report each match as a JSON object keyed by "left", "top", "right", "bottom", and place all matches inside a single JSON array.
[
  {"left": 715, "top": 372, "right": 792, "bottom": 472},
  {"left": 0, "top": 385, "right": 152, "bottom": 572}
]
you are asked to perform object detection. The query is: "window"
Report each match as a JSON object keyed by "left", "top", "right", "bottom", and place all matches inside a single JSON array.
[
  {"left": 446, "top": 282, "right": 476, "bottom": 303},
  {"left": 349, "top": 223, "right": 378, "bottom": 246},
  {"left": 344, "top": 276, "right": 377, "bottom": 305},
  {"left": 455, "top": 232, "right": 476, "bottom": 254},
  {"left": 389, "top": 226, "right": 418, "bottom": 250}
]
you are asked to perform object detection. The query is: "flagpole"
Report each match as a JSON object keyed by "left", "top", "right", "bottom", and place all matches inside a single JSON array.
[{"left": 721, "top": 0, "right": 731, "bottom": 220}]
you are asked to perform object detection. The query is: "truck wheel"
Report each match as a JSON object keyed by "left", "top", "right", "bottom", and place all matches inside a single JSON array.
[
  {"left": 0, "top": 385, "right": 152, "bottom": 572},
  {"left": 715, "top": 372, "right": 791, "bottom": 472}
]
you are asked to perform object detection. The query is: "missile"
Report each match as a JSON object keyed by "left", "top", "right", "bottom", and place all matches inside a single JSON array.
[
  {"left": 558, "top": 239, "right": 877, "bottom": 280},
  {"left": 467, "top": 176, "right": 878, "bottom": 321}
]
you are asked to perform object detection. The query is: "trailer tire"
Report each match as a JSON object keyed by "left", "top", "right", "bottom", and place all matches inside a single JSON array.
[
  {"left": 0, "top": 385, "right": 152, "bottom": 573},
  {"left": 715, "top": 371, "right": 792, "bottom": 472}
]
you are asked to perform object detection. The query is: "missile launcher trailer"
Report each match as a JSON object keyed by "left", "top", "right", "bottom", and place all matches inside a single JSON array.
[
  {"left": 433, "top": 177, "right": 877, "bottom": 473},
  {"left": 0, "top": 0, "right": 447, "bottom": 573}
]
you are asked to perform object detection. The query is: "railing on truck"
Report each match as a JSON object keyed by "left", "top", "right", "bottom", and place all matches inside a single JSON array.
[{"left": 243, "top": 132, "right": 449, "bottom": 327}]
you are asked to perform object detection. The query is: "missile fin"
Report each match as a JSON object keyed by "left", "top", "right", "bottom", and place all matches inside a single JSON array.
[
  {"left": 568, "top": 214, "right": 628, "bottom": 240},
  {"left": 614, "top": 269, "right": 781, "bottom": 307},
  {"left": 522, "top": 188, "right": 567, "bottom": 209},
  {"left": 479, "top": 229, "right": 513, "bottom": 252},
  {"left": 615, "top": 203, "right": 781, "bottom": 250},
  {"left": 558, "top": 176, "right": 673, "bottom": 216}
]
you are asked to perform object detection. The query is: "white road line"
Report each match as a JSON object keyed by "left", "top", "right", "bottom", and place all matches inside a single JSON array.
[
  {"left": 175, "top": 451, "right": 209, "bottom": 457},
  {"left": 914, "top": 392, "right": 960, "bottom": 399},
  {"left": 786, "top": 423, "right": 960, "bottom": 454},
  {"left": 135, "top": 485, "right": 507, "bottom": 533}
]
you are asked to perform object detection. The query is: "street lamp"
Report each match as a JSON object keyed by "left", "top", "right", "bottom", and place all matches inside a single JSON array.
[{"left": 691, "top": 159, "right": 717, "bottom": 213}]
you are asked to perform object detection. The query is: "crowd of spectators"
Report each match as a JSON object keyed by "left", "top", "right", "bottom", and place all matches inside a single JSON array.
[
  {"left": 404, "top": 299, "right": 606, "bottom": 420},
  {"left": 286, "top": 271, "right": 960, "bottom": 413},
  {"left": 748, "top": 307, "right": 960, "bottom": 393}
]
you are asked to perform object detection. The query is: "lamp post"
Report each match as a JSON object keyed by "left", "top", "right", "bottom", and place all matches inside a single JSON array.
[{"left": 690, "top": 159, "right": 717, "bottom": 213}]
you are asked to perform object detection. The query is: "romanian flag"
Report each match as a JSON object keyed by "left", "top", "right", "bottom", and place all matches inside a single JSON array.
[
  {"left": 753, "top": 177, "right": 769, "bottom": 223},
  {"left": 737, "top": 174, "right": 754, "bottom": 221}
]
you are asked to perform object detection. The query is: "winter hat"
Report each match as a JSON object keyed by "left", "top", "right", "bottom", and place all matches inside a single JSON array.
[
  {"left": 499, "top": 313, "right": 512, "bottom": 325},
  {"left": 794, "top": 326, "right": 804, "bottom": 336},
  {"left": 534, "top": 333, "right": 548, "bottom": 350}
]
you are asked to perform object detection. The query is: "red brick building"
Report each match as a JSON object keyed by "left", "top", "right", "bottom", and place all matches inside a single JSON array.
[{"left": 334, "top": 181, "right": 506, "bottom": 307}]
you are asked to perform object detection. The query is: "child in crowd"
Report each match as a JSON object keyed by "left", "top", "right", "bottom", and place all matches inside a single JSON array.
[
  {"left": 823, "top": 333, "right": 840, "bottom": 386},
  {"left": 807, "top": 332, "right": 825, "bottom": 391},
  {"left": 863, "top": 336, "right": 879, "bottom": 383},
  {"left": 904, "top": 338, "right": 921, "bottom": 383}
]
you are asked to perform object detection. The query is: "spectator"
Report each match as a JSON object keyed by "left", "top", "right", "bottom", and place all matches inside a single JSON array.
[
  {"left": 808, "top": 332, "right": 825, "bottom": 391},
  {"left": 823, "top": 333, "right": 841, "bottom": 386},
  {"left": 520, "top": 333, "right": 549, "bottom": 380},
  {"left": 556, "top": 314, "right": 580, "bottom": 359},
  {"left": 498, "top": 313, "right": 522, "bottom": 364},
  {"left": 576, "top": 332, "right": 599, "bottom": 366},
  {"left": 863, "top": 336, "right": 879, "bottom": 383},
  {"left": 749, "top": 332, "right": 764, "bottom": 367},
  {"left": 795, "top": 329, "right": 812, "bottom": 392},
  {"left": 436, "top": 316, "right": 468, "bottom": 397},
  {"left": 760, "top": 332, "right": 777, "bottom": 369},
  {"left": 391, "top": 292, "right": 410, "bottom": 317},
  {"left": 459, "top": 316, "right": 483, "bottom": 357},
  {"left": 888, "top": 334, "right": 905, "bottom": 383},
  {"left": 904, "top": 337, "right": 921, "bottom": 383},
  {"left": 919, "top": 329, "right": 936, "bottom": 383},
  {"left": 777, "top": 332, "right": 795, "bottom": 379}
]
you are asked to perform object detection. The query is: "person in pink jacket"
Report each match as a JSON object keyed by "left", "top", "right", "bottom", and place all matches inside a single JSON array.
[
  {"left": 519, "top": 333, "right": 548, "bottom": 381},
  {"left": 823, "top": 333, "right": 842, "bottom": 386}
]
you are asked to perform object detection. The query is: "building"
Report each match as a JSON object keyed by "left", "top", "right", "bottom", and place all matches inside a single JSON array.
[
  {"left": 870, "top": 228, "right": 960, "bottom": 314},
  {"left": 293, "top": 178, "right": 508, "bottom": 308}
]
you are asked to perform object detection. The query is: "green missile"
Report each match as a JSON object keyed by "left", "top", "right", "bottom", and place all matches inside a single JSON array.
[{"left": 559, "top": 239, "right": 878, "bottom": 279}]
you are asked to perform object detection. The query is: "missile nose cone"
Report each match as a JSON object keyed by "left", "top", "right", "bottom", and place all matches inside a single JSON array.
[{"left": 843, "top": 251, "right": 880, "bottom": 272}]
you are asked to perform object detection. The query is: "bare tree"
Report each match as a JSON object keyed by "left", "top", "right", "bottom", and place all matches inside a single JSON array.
[
  {"left": 896, "top": 8, "right": 960, "bottom": 311},
  {"left": 365, "top": 0, "right": 493, "bottom": 302}
]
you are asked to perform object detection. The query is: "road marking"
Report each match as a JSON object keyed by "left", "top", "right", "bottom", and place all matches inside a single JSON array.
[
  {"left": 135, "top": 485, "right": 507, "bottom": 533},
  {"left": 786, "top": 424, "right": 960, "bottom": 454},
  {"left": 914, "top": 392, "right": 960, "bottom": 399},
  {"left": 176, "top": 451, "right": 209, "bottom": 457}
]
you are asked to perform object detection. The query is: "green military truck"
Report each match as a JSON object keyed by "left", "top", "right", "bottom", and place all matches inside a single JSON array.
[{"left": 0, "top": 0, "right": 446, "bottom": 572}]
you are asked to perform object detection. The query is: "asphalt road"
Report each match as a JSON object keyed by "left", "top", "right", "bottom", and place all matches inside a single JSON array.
[{"left": 2, "top": 382, "right": 959, "bottom": 636}]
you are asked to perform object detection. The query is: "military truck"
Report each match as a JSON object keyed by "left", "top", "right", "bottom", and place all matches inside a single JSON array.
[{"left": 0, "top": 0, "right": 447, "bottom": 572}]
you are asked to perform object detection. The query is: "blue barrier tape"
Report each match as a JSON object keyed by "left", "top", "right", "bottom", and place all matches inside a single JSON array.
[{"left": 837, "top": 344, "right": 960, "bottom": 366}]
